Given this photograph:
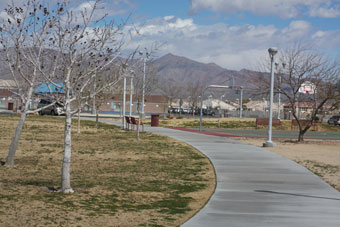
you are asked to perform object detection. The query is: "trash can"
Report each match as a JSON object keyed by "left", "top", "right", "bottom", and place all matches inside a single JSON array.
[
  {"left": 151, "top": 114, "right": 160, "bottom": 127},
  {"left": 8, "top": 103, "right": 13, "bottom": 110}
]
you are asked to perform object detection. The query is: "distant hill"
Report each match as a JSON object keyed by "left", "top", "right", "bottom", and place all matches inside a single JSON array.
[{"left": 153, "top": 53, "right": 258, "bottom": 88}]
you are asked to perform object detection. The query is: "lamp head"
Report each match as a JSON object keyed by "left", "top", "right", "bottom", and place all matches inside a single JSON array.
[{"left": 268, "top": 47, "right": 278, "bottom": 58}]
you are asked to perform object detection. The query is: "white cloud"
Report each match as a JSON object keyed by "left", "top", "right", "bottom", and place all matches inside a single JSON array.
[
  {"left": 138, "top": 16, "right": 196, "bottom": 35},
  {"left": 128, "top": 16, "right": 340, "bottom": 70},
  {"left": 0, "top": 11, "right": 8, "bottom": 20},
  {"left": 189, "top": 0, "right": 340, "bottom": 18},
  {"left": 312, "top": 30, "right": 326, "bottom": 38},
  {"left": 309, "top": 6, "right": 340, "bottom": 17},
  {"left": 280, "top": 20, "right": 312, "bottom": 40},
  {"left": 69, "top": 0, "right": 132, "bottom": 22},
  {"left": 311, "top": 30, "right": 340, "bottom": 48}
]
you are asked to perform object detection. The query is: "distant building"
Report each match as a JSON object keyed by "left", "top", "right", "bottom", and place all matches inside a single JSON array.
[
  {"left": 0, "top": 80, "right": 17, "bottom": 110},
  {"left": 83, "top": 94, "right": 169, "bottom": 115},
  {"left": 203, "top": 98, "right": 237, "bottom": 111},
  {"left": 283, "top": 102, "right": 334, "bottom": 119}
]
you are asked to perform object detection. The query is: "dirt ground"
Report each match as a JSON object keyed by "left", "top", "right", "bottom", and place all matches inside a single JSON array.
[{"left": 235, "top": 138, "right": 340, "bottom": 191}]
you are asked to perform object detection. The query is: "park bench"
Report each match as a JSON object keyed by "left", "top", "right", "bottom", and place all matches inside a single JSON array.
[
  {"left": 130, "top": 116, "right": 144, "bottom": 132},
  {"left": 125, "top": 116, "right": 132, "bottom": 130},
  {"left": 256, "top": 118, "right": 281, "bottom": 128},
  {"left": 291, "top": 119, "right": 318, "bottom": 131}
]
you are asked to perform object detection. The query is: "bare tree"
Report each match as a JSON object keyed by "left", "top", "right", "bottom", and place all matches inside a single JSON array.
[
  {"left": 185, "top": 80, "right": 203, "bottom": 115},
  {"left": 132, "top": 55, "right": 160, "bottom": 112},
  {"left": 87, "top": 73, "right": 114, "bottom": 127},
  {"left": 257, "top": 45, "right": 340, "bottom": 141},
  {"left": 0, "top": 0, "right": 63, "bottom": 167},
  {"left": 159, "top": 78, "right": 183, "bottom": 108},
  {"left": 45, "top": 0, "right": 134, "bottom": 193},
  {"left": 2, "top": 0, "right": 135, "bottom": 193}
]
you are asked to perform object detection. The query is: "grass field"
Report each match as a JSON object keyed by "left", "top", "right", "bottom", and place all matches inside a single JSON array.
[
  {"left": 0, "top": 115, "right": 215, "bottom": 227},
  {"left": 147, "top": 117, "right": 340, "bottom": 132}
]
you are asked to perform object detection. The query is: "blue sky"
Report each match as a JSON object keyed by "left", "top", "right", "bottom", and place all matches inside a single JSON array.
[
  {"left": 133, "top": 0, "right": 339, "bottom": 30},
  {"left": 118, "top": 0, "right": 340, "bottom": 70},
  {"left": 1, "top": 0, "right": 339, "bottom": 70}
]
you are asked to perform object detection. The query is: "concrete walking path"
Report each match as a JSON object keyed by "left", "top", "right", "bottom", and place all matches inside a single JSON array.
[{"left": 94, "top": 118, "right": 340, "bottom": 227}]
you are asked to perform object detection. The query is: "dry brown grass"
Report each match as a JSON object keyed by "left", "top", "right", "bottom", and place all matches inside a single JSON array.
[
  {"left": 145, "top": 117, "right": 340, "bottom": 132},
  {"left": 0, "top": 115, "right": 215, "bottom": 227}
]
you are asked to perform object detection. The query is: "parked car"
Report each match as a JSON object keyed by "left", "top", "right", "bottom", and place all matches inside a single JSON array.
[
  {"left": 202, "top": 109, "right": 216, "bottom": 116},
  {"left": 181, "top": 108, "right": 191, "bottom": 114},
  {"left": 327, "top": 116, "right": 340, "bottom": 126},
  {"left": 38, "top": 99, "right": 65, "bottom": 116}
]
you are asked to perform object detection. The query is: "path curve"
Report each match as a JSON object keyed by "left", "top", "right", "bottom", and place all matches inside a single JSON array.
[
  {"left": 93, "top": 118, "right": 340, "bottom": 227},
  {"left": 145, "top": 126, "right": 340, "bottom": 227}
]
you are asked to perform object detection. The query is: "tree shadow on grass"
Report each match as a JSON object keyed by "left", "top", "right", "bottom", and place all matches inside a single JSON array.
[{"left": 14, "top": 179, "right": 55, "bottom": 187}]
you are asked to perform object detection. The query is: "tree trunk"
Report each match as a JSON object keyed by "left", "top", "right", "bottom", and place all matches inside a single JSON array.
[
  {"left": 137, "top": 113, "right": 141, "bottom": 141},
  {"left": 298, "top": 124, "right": 312, "bottom": 142},
  {"left": 5, "top": 86, "right": 34, "bottom": 167},
  {"left": 96, "top": 111, "right": 99, "bottom": 127},
  {"left": 77, "top": 110, "right": 81, "bottom": 134},
  {"left": 298, "top": 131, "right": 305, "bottom": 142},
  {"left": 5, "top": 112, "right": 27, "bottom": 167},
  {"left": 61, "top": 103, "right": 74, "bottom": 193}
]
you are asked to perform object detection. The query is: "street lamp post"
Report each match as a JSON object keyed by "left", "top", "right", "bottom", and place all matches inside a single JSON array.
[
  {"left": 219, "top": 94, "right": 225, "bottom": 117},
  {"left": 142, "top": 56, "right": 146, "bottom": 118},
  {"left": 139, "top": 50, "right": 150, "bottom": 119},
  {"left": 122, "top": 69, "right": 134, "bottom": 129},
  {"left": 129, "top": 71, "right": 135, "bottom": 116},
  {"left": 263, "top": 47, "right": 278, "bottom": 147},
  {"left": 199, "top": 89, "right": 205, "bottom": 131},
  {"left": 239, "top": 87, "right": 243, "bottom": 118},
  {"left": 277, "top": 75, "right": 281, "bottom": 119},
  {"left": 122, "top": 76, "right": 127, "bottom": 129}
]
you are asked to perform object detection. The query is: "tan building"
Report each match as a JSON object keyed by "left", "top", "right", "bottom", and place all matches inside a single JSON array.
[
  {"left": 83, "top": 94, "right": 169, "bottom": 115},
  {"left": 283, "top": 102, "right": 334, "bottom": 119}
]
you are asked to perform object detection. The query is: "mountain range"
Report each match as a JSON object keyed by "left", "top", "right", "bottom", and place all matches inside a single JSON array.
[{"left": 152, "top": 53, "right": 256, "bottom": 87}]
